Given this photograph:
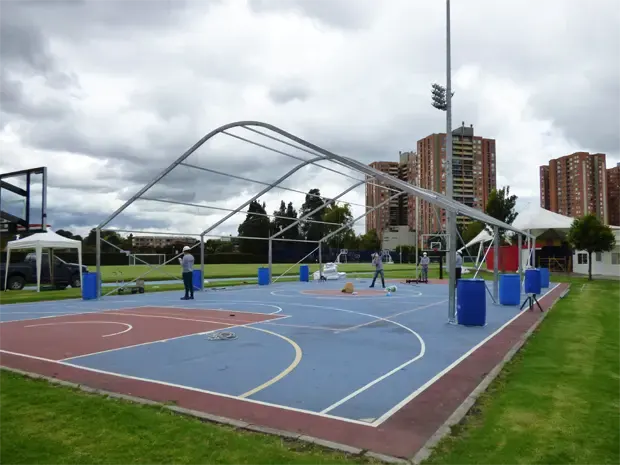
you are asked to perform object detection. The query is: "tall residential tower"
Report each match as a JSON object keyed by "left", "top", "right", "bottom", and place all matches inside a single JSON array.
[{"left": 539, "top": 152, "right": 608, "bottom": 223}]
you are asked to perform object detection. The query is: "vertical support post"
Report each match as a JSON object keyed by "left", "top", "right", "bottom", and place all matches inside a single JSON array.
[
  {"left": 415, "top": 173, "right": 420, "bottom": 278},
  {"left": 25, "top": 172, "right": 31, "bottom": 229},
  {"left": 41, "top": 167, "right": 48, "bottom": 229},
  {"left": 532, "top": 234, "right": 537, "bottom": 268},
  {"left": 318, "top": 241, "right": 323, "bottom": 277},
  {"left": 493, "top": 226, "right": 499, "bottom": 301},
  {"left": 95, "top": 227, "right": 101, "bottom": 299},
  {"left": 200, "top": 234, "right": 205, "bottom": 291},
  {"left": 445, "top": 0, "right": 456, "bottom": 323},
  {"left": 268, "top": 238, "right": 273, "bottom": 284},
  {"left": 518, "top": 234, "right": 523, "bottom": 285}
]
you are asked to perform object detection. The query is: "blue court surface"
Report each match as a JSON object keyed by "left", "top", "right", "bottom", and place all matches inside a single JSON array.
[{"left": 0, "top": 278, "right": 559, "bottom": 424}]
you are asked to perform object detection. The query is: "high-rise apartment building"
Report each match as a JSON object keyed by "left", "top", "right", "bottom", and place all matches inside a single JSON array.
[
  {"left": 416, "top": 123, "right": 496, "bottom": 236},
  {"left": 366, "top": 123, "right": 496, "bottom": 240},
  {"left": 540, "top": 165, "right": 550, "bottom": 210},
  {"left": 607, "top": 162, "right": 620, "bottom": 226},
  {"left": 539, "top": 152, "right": 608, "bottom": 223},
  {"left": 365, "top": 152, "right": 417, "bottom": 236}
]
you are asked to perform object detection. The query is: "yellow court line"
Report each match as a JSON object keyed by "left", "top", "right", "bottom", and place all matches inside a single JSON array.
[{"left": 238, "top": 326, "right": 303, "bottom": 398}]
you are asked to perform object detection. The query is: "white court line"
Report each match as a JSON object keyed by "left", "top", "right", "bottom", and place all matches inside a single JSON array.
[
  {"left": 335, "top": 299, "right": 448, "bottom": 334},
  {"left": 269, "top": 289, "right": 421, "bottom": 300},
  {"left": 25, "top": 321, "right": 133, "bottom": 338},
  {"left": 248, "top": 301, "right": 427, "bottom": 416},
  {"left": 0, "top": 347, "right": 371, "bottom": 428},
  {"left": 370, "top": 283, "right": 561, "bottom": 426},
  {"left": 150, "top": 303, "right": 283, "bottom": 315},
  {"left": 60, "top": 314, "right": 291, "bottom": 361}
]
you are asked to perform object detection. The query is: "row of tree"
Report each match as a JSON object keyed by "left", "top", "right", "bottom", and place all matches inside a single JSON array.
[{"left": 236, "top": 188, "right": 383, "bottom": 254}]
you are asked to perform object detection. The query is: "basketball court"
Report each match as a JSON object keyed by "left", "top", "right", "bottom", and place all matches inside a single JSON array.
[{"left": 0, "top": 278, "right": 568, "bottom": 459}]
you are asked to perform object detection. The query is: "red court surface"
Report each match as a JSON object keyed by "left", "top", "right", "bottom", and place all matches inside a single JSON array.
[
  {"left": 0, "top": 284, "right": 568, "bottom": 459},
  {"left": 0, "top": 307, "right": 282, "bottom": 360}
]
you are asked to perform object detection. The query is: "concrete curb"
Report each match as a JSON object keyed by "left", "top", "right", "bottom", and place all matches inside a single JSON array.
[
  {"left": 411, "top": 286, "right": 567, "bottom": 464},
  {"left": 0, "top": 366, "right": 406, "bottom": 464}
]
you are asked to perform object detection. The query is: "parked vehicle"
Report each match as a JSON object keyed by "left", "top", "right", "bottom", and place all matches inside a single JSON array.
[{"left": 0, "top": 253, "right": 88, "bottom": 291}]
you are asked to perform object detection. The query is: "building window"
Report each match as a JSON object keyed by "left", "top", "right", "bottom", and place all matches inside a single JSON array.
[
  {"left": 577, "top": 253, "right": 588, "bottom": 265},
  {"left": 595, "top": 252, "right": 602, "bottom": 262},
  {"left": 612, "top": 253, "right": 620, "bottom": 265}
]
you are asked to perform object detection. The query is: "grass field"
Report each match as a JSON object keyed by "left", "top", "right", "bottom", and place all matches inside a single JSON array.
[
  {"left": 97, "top": 262, "right": 435, "bottom": 282},
  {"left": 2, "top": 276, "right": 618, "bottom": 464},
  {"left": 0, "top": 265, "right": 446, "bottom": 305},
  {"left": 423, "top": 279, "right": 620, "bottom": 464}
]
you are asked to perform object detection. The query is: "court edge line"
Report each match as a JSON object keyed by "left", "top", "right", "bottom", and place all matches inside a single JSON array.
[
  {"left": 60, "top": 314, "right": 291, "bottom": 362},
  {"left": 0, "top": 349, "right": 373, "bottom": 427},
  {"left": 319, "top": 311, "right": 428, "bottom": 415},
  {"left": 370, "top": 283, "right": 561, "bottom": 427},
  {"left": 59, "top": 311, "right": 303, "bottom": 399}
]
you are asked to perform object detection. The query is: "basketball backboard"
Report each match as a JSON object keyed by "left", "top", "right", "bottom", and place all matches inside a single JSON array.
[
  {"left": 0, "top": 167, "right": 47, "bottom": 235},
  {"left": 421, "top": 233, "right": 450, "bottom": 252}
]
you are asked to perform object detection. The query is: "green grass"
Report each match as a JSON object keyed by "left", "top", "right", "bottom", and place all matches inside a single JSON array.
[
  {"left": 423, "top": 279, "right": 620, "bottom": 465},
  {"left": 1, "top": 275, "right": 617, "bottom": 463},
  {"left": 97, "top": 262, "right": 434, "bottom": 283},
  {"left": 0, "top": 277, "right": 297, "bottom": 305},
  {"left": 0, "top": 371, "right": 376, "bottom": 465}
]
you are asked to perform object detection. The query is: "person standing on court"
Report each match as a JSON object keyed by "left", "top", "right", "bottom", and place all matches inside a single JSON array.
[
  {"left": 369, "top": 251, "right": 385, "bottom": 288},
  {"left": 179, "top": 246, "right": 195, "bottom": 300},
  {"left": 420, "top": 252, "right": 430, "bottom": 283},
  {"left": 454, "top": 250, "right": 462, "bottom": 287}
]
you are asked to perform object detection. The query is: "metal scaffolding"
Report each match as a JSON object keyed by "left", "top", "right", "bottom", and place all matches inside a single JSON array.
[{"left": 95, "top": 120, "right": 534, "bottom": 321}]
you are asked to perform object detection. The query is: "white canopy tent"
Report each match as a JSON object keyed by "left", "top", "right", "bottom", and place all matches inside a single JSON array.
[
  {"left": 458, "top": 228, "right": 493, "bottom": 273},
  {"left": 4, "top": 230, "right": 83, "bottom": 293},
  {"left": 512, "top": 205, "right": 575, "bottom": 237}
]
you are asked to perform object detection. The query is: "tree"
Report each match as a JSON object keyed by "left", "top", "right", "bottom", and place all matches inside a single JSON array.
[
  {"left": 272, "top": 200, "right": 300, "bottom": 240},
  {"left": 358, "top": 229, "right": 382, "bottom": 251},
  {"left": 462, "top": 221, "right": 485, "bottom": 246},
  {"left": 322, "top": 203, "right": 355, "bottom": 248},
  {"left": 237, "top": 200, "right": 271, "bottom": 254},
  {"left": 567, "top": 214, "right": 616, "bottom": 281},
  {"left": 299, "top": 188, "right": 325, "bottom": 241},
  {"left": 283, "top": 202, "right": 300, "bottom": 240},
  {"left": 485, "top": 186, "right": 518, "bottom": 243}
]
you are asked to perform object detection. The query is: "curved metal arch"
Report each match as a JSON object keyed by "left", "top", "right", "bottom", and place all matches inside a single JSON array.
[
  {"left": 97, "top": 120, "right": 325, "bottom": 229},
  {"left": 99, "top": 120, "right": 532, "bottom": 238}
]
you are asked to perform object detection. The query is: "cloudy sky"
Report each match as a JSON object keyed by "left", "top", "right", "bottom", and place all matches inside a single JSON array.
[{"left": 1, "top": 0, "right": 618, "bottom": 239}]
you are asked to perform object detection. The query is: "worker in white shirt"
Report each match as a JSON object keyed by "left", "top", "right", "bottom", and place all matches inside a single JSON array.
[
  {"left": 420, "top": 252, "right": 430, "bottom": 283},
  {"left": 454, "top": 250, "right": 462, "bottom": 287},
  {"left": 179, "top": 246, "right": 195, "bottom": 300}
]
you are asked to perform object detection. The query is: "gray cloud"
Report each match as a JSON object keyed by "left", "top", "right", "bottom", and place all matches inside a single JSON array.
[
  {"left": 268, "top": 80, "right": 312, "bottom": 104},
  {"left": 1, "top": 0, "right": 618, "bottom": 236},
  {"left": 248, "top": 0, "right": 377, "bottom": 30}
]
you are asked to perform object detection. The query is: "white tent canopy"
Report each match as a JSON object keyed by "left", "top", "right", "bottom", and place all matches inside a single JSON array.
[
  {"left": 4, "top": 229, "right": 83, "bottom": 292},
  {"left": 512, "top": 205, "right": 575, "bottom": 237},
  {"left": 459, "top": 228, "right": 493, "bottom": 251}
]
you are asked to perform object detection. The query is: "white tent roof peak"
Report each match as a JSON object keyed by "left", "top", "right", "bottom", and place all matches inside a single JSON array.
[
  {"left": 512, "top": 205, "right": 575, "bottom": 234},
  {"left": 6, "top": 229, "right": 81, "bottom": 250}
]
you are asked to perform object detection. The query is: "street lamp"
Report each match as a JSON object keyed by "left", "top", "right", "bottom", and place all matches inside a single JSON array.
[{"left": 429, "top": 0, "right": 458, "bottom": 324}]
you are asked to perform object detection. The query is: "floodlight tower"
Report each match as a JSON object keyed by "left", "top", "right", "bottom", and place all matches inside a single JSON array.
[{"left": 430, "top": 0, "right": 457, "bottom": 323}]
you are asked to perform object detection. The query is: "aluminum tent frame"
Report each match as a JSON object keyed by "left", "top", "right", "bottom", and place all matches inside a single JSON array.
[{"left": 96, "top": 120, "right": 534, "bottom": 321}]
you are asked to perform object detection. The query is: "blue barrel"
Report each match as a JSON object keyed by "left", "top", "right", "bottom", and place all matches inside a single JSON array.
[
  {"left": 457, "top": 279, "right": 486, "bottom": 326},
  {"left": 257, "top": 267, "right": 270, "bottom": 286},
  {"left": 499, "top": 274, "right": 521, "bottom": 305},
  {"left": 192, "top": 269, "right": 203, "bottom": 291},
  {"left": 299, "top": 265, "right": 309, "bottom": 282},
  {"left": 81, "top": 272, "right": 99, "bottom": 300},
  {"left": 539, "top": 267, "right": 550, "bottom": 288},
  {"left": 524, "top": 269, "right": 541, "bottom": 295}
]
